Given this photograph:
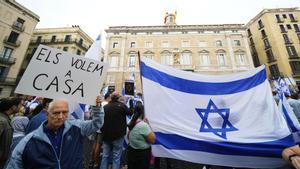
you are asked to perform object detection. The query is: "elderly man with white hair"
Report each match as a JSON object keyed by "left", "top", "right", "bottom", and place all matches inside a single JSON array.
[{"left": 6, "top": 96, "right": 104, "bottom": 169}]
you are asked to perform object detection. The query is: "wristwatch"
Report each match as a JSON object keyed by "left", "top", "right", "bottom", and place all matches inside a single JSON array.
[{"left": 289, "top": 154, "right": 298, "bottom": 162}]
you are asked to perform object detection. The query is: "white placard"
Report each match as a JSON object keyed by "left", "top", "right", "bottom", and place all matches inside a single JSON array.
[{"left": 15, "top": 45, "right": 108, "bottom": 105}]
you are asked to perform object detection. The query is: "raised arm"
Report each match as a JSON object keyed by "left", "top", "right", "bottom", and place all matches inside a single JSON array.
[{"left": 78, "top": 96, "right": 104, "bottom": 137}]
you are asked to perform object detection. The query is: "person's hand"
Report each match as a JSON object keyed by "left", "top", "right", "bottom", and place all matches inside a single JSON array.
[
  {"left": 144, "top": 118, "right": 149, "bottom": 124},
  {"left": 96, "top": 96, "right": 102, "bottom": 106},
  {"left": 291, "top": 155, "right": 300, "bottom": 169}
]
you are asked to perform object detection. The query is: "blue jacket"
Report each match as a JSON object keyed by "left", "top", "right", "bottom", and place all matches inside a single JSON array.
[
  {"left": 25, "top": 110, "right": 47, "bottom": 134},
  {"left": 6, "top": 106, "right": 104, "bottom": 169}
]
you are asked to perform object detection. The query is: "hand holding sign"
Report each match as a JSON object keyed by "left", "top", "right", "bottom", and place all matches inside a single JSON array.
[{"left": 96, "top": 96, "right": 102, "bottom": 107}]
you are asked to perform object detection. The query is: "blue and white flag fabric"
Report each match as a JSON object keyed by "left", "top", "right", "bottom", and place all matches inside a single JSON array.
[
  {"left": 278, "top": 93, "right": 300, "bottom": 136},
  {"left": 101, "top": 86, "right": 109, "bottom": 96},
  {"left": 68, "top": 101, "right": 85, "bottom": 120},
  {"left": 141, "top": 57, "right": 295, "bottom": 168},
  {"left": 129, "top": 73, "right": 135, "bottom": 81},
  {"left": 85, "top": 34, "right": 102, "bottom": 61},
  {"left": 276, "top": 77, "right": 291, "bottom": 96}
]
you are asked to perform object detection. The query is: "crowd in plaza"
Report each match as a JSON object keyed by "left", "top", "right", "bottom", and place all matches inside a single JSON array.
[
  {"left": 0, "top": 91, "right": 158, "bottom": 169},
  {"left": 2, "top": 87, "right": 300, "bottom": 169}
]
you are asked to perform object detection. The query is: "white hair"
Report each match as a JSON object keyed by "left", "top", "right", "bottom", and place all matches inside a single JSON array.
[{"left": 47, "top": 99, "right": 69, "bottom": 113}]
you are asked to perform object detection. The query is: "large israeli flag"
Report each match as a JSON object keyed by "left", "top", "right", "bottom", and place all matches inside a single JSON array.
[{"left": 141, "top": 57, "right": 296, "bottom": 168}]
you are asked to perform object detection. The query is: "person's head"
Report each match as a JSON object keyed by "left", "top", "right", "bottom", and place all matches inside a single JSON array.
[
  {"left": 36, "top": 96, "right": 44, "bottom": 103},
  {"left": 26, "top": 95, "right": 34, "bottom": 101},
  {"left": 42, "top": 98, "right": 53, "bottom": 109},
  {"left": 128, "top": 101, "right": 144, "bottom": 130},
  {"left": 118, "top": 96, "right": 125, "bottom": 103},
  {"left": 31, "top": 98, "right": 53, "bottom": 118},
  {"left": 46, "top": 99, "right": 69, "bottom": 130},
  {"left": 110, "top": 91, "right": 120, "bottom": 102},
  {"left": 134, "top": 101, "right": 144, "bottom": 118},
  {"left": 11, "top": 116, "right": 29, "bottom": 134},
  {"left": 0, "top": 97, "right": 23, "bottom": 115}
]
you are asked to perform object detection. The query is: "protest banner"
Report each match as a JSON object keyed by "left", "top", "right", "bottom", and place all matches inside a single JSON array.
[
  {"left": 15, "top": 45, "right": 108, "bottom": 105},
  {"left": 124, "top": 80, "right": 134, "bottom": 96}
]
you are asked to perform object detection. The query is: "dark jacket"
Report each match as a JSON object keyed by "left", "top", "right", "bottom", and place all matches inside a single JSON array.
[
  {"left": 101, "top": 101, "right": 130, "bottom": 142},
  {"left": 6, "top": 106, "right": 104, "bottom": 169},
  {"left": 0, "top": 113, "right": 12, "bottom": 169}
]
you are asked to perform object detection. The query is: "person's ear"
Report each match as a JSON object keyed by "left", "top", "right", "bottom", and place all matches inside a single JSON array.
[{"left": 12, "top": 105, "right": 17, "bottom": 111}]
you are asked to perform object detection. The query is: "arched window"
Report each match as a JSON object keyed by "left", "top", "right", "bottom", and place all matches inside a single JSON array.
[
  {"left": 109, "top": 52, "right": 120, "bottom": 67},
  {"left": 234, "top": 50, "right": 247, "bottom": 66},
  {"left": 199, "top": 50, "right": 210, "bottom": 67},
  {"left": 160, "top": 50, "right": 173, "bottom": 65},
  {"left": 216, "top": 40, "right": 223, "bottom": 47},
  {"left": 180, "top": 50, "right": 192, "bottom": 65},
  {"left": 128, "top": 51, "right": 137, "bottom": 67},
  {"left": 143, "top": 51, "right": 154, "bottom": 60},
  {"left": 216, "top": 49, "right": 226, "bottom": 66}
]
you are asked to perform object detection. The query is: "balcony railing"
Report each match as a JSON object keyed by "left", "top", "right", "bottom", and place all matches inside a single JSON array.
[
  {"left": 3, "top": 36, "right": 21, "bottom": 47},
  {"left": 0, "top": 77, "right": 17, "bottom": 85},
  {"left": 30, "top": 38, "right": 89, "bottom": 50},
  {"left": 12, "top": 21, "right": 25, "bottom": 32},
  {"left": 258, "top": 24, "right": 264, "bottom": 30},
  {"left": 289, "top": 53, "right": 299, "bottom": 59},
  {"left": 267, "top": 57, "right": 276, "bottom": 63},
  {"left": 291, "top": 17, "right": 298, "bottom": 22},
  {"left": 281, "top": 29, "right": 287, "bottom": 33},
  {"left": 285, "top": 40, "right": 293, "bottom": 44},
  {"left": 264, "top": 45, "right": 272, "bottom": 50},
  {"left": 293, "top": 71, "right": 300, "bottom": 77},
  {"left": 276, "top": 19, "right": 284, "bottom": 23},
  {"left": 247, "top": 31, "right": 252, "bottom": 37},
  {"left": 236, "top": 64, "right": 251, "bottom": 69},
  {"left": 0, "top": 56, "right": 16, "bottom": 65},
  {"left": 276, "top": 16, "right": 284, "bottom": 23},
  {"left": 172, "top": 64, "right": 194, "bottom": 70},
  {"left": 195, "top": 65, "right": 232, "bottom": 71},
  {"left": 261, "top": 34, "right": 267, "bottom": 39}
]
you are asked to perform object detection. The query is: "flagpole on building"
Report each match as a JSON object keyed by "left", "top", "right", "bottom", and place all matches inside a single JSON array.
[{"left": 137, "top": 51, "right": 143, "bottom": 92}]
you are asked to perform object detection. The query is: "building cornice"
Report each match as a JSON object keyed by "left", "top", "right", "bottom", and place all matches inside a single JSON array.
[
  {"left": 246, "top": 7, "right": 299, "bottom": 27},
  {"left": 33, "top": 27, "right": 94, "bottom": 44},
  {"left": 105, "top": 24, "right": 246, "bottom": 33},
  {"left": 5, "top": 0, "right": 39, "bottom": 22}
]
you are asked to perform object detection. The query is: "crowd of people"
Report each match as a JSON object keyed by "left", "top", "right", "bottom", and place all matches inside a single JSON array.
[
  {"left": 0, "top": 91, "right": 157, "bottom": 169},
  {"left": 2, "top": 88, "right": 300, "bottom": 169}
]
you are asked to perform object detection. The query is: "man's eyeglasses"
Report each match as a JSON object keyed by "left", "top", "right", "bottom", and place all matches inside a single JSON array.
[{"left": 51, "top": 111, "right": 68, "bottom": 117}]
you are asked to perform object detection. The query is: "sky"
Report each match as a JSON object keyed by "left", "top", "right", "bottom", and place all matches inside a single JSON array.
[{"left": 16, "top": 0, "right": 300, "bottom": 40}]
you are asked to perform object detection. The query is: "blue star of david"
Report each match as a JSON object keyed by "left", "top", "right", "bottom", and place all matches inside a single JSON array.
[{"left": 196, "top": 99, "right": 238, "bottom": 139}]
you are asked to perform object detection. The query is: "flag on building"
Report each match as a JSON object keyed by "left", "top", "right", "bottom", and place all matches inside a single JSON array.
[
  {"left": 141, "top": 57, "right": 296, "bottom": 168},
  {"left": 84, "top": 34, "right": 102, "bottom": 61}
]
